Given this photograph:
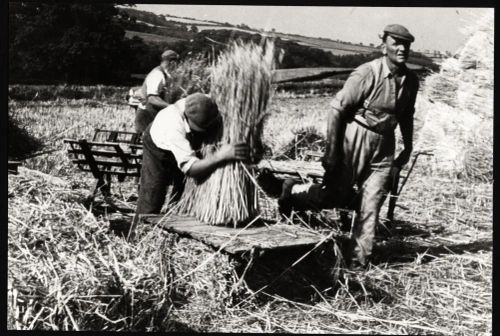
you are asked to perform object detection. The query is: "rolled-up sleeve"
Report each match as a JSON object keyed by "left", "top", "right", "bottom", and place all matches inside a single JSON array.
[{"left": 330, "top": 64, "right": 374, "bottom": 120}]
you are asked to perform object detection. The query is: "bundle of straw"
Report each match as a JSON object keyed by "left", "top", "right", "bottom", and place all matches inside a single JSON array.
[
  {"left": 178, "top": 41, "right": 275, "bottom": 227},
  {"left": 414, "top": 11, "right": 493, "bottom": 180},
  {"left": 163, "top": 56, "right": 212, "bottom": 104}
]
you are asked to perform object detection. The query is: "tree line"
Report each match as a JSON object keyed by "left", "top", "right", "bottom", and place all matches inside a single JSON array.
[{"left": 9, "top": 3, "right": 438, "bottom": 85}]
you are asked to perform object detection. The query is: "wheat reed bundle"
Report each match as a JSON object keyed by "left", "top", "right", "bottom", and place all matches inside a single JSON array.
[
  {"left": 178, "top": 41, "right": 275, "bottom": 226},
  {"left": 164, "top": 56, "right": 212, "bottom": 104}
]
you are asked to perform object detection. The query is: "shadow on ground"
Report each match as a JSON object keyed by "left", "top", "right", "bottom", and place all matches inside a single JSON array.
[
  {"left": 78, "top": 197, "right": 492, "bottom": 307},
  {"left": 233, "top": 241, "right": 343, "bottom": 303},
  {"left": 372, "top": 219, "right": 492, "bottom": 265}
]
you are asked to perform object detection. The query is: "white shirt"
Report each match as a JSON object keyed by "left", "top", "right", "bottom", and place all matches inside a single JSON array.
[
  {"left": 149, "top": 98, "right": 199, "bottom": 174},
  {"left": 138, "top": 66, "right": 170, "bottom": 110}
]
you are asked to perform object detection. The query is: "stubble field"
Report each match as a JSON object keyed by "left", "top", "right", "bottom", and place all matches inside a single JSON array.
[{"left": 7, "top": 84, "right": 492, "bottom": 333}]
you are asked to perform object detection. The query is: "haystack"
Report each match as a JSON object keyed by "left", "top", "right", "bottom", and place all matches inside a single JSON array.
[
  {"left": 414, "top": 11, "right": 493, "bottom": 182},
  {"left": 8, "top": 115, "right": 44, "bottom": 160},
  {"left": 262, "top": 105, "right": 327, "bottom": 160},
  {"left": 177, "top": 41, "right": 275, "bottom": 226}
]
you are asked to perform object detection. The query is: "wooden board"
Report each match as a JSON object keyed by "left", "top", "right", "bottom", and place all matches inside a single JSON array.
[
  {"left": 258, "top": 159, "right": 324, "bottom": 180},
  {"left": 141, "top": 214, "right": 327, "bottom": 255}
]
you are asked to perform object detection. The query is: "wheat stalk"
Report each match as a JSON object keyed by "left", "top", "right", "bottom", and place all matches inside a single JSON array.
[{"left": 178, "top": 40, "right": 275, "bottom": 227}]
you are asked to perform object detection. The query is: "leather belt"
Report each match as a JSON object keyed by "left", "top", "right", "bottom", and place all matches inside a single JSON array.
[{"left": 353, "top": 115, "right": 393, "bottom": 136}]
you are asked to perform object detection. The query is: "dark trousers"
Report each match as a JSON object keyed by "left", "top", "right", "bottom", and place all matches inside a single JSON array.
[
  {"left": 135, "top": 104, "right": 159, "bottom": 134},
  {"left": 136, "top": 124, "right": 186, "bottom": 214},
  {"left": 289, "top": 122, "right": 394, "bottom": 265}
]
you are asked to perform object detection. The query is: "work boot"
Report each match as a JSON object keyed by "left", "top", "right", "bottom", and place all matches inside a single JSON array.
[
  {"left": 278, "top": 178, "right": 296, "bottom": 217},
  {"left": 256, "top": 168, "right": 283, "bottom": 198}
]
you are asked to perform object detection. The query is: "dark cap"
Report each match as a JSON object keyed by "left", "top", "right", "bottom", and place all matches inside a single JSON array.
[
  {"left": 184, "top": 93, "right": 220, "bottom": 132},
  {"left": 382, "top": 24, "right": 415, "bottom": 42},
  {"left": 161, "top": 49, "right": 179, "bottom": 61}
]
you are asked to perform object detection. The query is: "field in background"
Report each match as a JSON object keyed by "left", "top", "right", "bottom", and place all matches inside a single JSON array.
[
  {"left": 7, "top": 81, "right": 492, "bottom": 333},
  {"left": 125, "top": 30, "right": 186, "bottom": 44}
]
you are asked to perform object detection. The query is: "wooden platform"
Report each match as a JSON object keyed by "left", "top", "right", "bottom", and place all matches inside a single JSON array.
[{"left": 141, "top": 214, "right": 328, "bottom": 255}]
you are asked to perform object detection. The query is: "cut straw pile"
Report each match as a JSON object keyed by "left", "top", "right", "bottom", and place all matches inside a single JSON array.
[
  {"left": 414, "top": 11, "right": 493, "bottom": 182},
  {"left": 263, "top": 98, "right": 328, "bottom": 159},
  {"left": 178, "top": 41, "right": 275, "bottom": 226},
  {"left": 8, "top": 169, "right": 245, "bottom": 331}
]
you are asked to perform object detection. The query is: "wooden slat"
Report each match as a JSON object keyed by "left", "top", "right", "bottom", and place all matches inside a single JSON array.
[
  {"left": 71, "top": 159, "right": 141, "bottom": 169},
  {"left": 142, "top": 215, "right": 326, "bottom": 254},
  {"left": 78, "top": 139, "right": 102, "bottom": 180},
  {"left": 257, "top": 160, "right": 324, "bottom": 179},
  {"left": 67, "top": 149, "right": 142, "bottom": 159},
  {"left": 76, "top": 167, "right": 140, "bottom": 177},
  {"left": 129, "top": 144, "right": 143, "bottom": 151},
  {"left": 93, "top": 129, "right": 142, "bottom": 144},
  {"left": 64, "top": 139, "right": 141, "bottom": 148}
]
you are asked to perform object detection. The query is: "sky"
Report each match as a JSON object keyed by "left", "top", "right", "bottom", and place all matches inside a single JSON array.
[{"left": 134, "top": 5, "right": 493, "bottom": 54}]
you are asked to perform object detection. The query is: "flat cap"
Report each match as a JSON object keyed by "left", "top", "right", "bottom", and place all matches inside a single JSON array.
[
  {"left": 184, "top": 93, "right": 220, "bottom": 132},
  {"left": 382, "top": 24, "right": 415, "bottom": 42},
  {"left": 161, "top": 49, "right": 179, "bottom": 61}
]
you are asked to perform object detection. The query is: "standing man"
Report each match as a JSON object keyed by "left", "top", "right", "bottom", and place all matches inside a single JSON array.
[
  {"left": 279, "top": 24, "right": 419, "bottom": 269},
  {"left": 135, "top": 49, "right": 180, "bottom": 134},
  {"left": 135, "top": 92, "right": 249, "bottom": 215}
]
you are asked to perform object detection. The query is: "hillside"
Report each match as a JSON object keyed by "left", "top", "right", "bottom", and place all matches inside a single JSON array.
[
  {"left": 119, "top": 7, "right": 376, "bottom": 56},
  {"left": 118, "top": 6, "right": 437, "bottom": 72}
]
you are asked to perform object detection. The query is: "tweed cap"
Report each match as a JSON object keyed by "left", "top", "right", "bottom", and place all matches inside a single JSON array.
[
  {"left": 382, "top": 24, "right": 415, "bottom": 42},
  {"left": 161, "top": 49, "right": 179, "bottom": 61},
  {"left": 184, "top": 93, "right": 220, "bottom": 132}
]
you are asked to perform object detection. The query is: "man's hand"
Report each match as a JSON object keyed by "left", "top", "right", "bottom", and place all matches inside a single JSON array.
[
  {"left": 394, "top": 148, "right": 412, "bottom": 168},
  {"left": 250, "top": 140, "right": 265, "bottom": 164},
  {"left": 187, "top": 142, "right": 250, "bottom": 180},
  {"left": 216, "top": 143, "right": 250, "bottom": 162}
]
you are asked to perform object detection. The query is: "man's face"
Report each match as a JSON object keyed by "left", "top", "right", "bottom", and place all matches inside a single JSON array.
[
  {"left": 383, "top": 35, "right": 411, "bottom": 66},
  {"left": 161, "top": 58, "right": 178, "bottom": 70}
]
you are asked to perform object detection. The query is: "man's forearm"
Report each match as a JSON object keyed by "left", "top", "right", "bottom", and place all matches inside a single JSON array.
[
  {"left": 187, "top": 156, "right": 224, "bottom": 180},
  {"left": 400, "top": 117, "right": 414, "bottom": 151},
  {"left": 394, "top": 116, "right": 414, "bottom": 168},
  {"left": 147, "top": 95, "right": 169, "bottom": 109},
  {"left": 322, "top": 108, "right": 346, "bottom": 171},
  {"left": 186, "top": 143, "right": 249, "bottom": 180}
]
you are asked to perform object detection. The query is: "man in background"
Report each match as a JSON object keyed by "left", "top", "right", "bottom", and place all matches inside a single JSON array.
[
  {"left": 135, "top": 49, "right": 180, "bottom": 134},
  {"left": 279, "top": 24, "right": 420, "bottom": 270}
]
